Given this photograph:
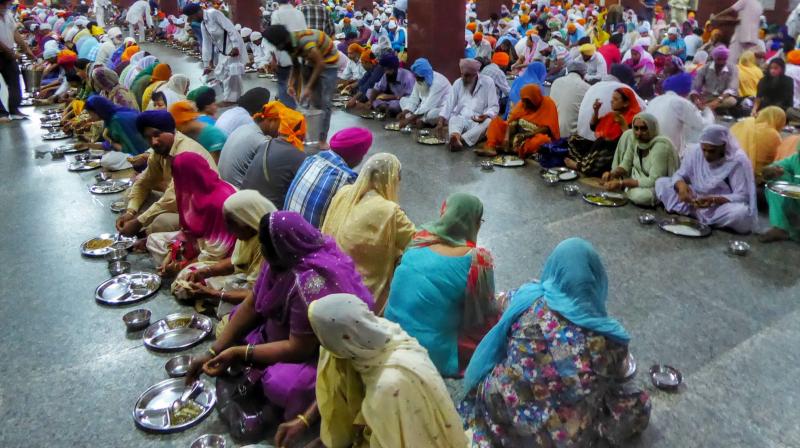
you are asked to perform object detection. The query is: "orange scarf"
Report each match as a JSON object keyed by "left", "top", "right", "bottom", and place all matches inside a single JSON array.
[
  {"left": 508, "top": 84, "right": 560, "bottom": 140},
  {"left": 594, "top": 87, "right": 640, "bottom": 141},
  {"left": 253, "top": 101, "right": 307, "bottom": 150}
]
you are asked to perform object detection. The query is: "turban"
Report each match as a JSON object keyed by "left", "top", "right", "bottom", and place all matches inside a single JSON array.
[
  {"left": 577, "top": 18, "right": 586, "bottom": 25},
  {"left": 379, "top": 53, "right": 400, "bottom": 69},
  {"left": 187, "top": 85, "right": 213, "bottom": 102},
  {"left": 459, "top": 58, "right": 481, "bottom": 75},
  {"left": 90, "top": 25, "right": 104, "bottom": 36},
  {"left": 237, "top": 87, "right": 271, "bottom": 115},
  {"left": 567, "top": 23, "right": 577, "bottom": 32},
  {"left": 492, "top": 51, "right": 510, "bottom": 68},
  {"left": 347, "top": 43, "right": 364, "bottom": 54},
  {"left": 579, "top": 43, "right": 596, "bottom": 55},
  {"left": 57, "top": 49, "right": 77, "bottom": 69},
  {"left": 39, "top": 23, "right": 51, "bottom": 31},
  {"left": 353, "top": 19, "right": 363, "bottom": 27},
  {"left": 253, "top": 101, "right": 306, "bottom": 150},
  {"left": 240, "top": 27, "right": 252, "bottom": 38},
  {"left": 43, "top": 47, "right": 59, "bottom": 59},
  {"left": 151, "top": 63, "right": 172, "bottom": 82},
  {"left": 182, "top": 3, "right": 202, "bottom": 16},
  {"left": 75, "top": 17, "right": 89, "bottom": 27},
  {"left": 330, "top": 127, "right": 372, "bottom": 166},
  {"left": 122, "top": 45, "right": 139, "bottom": 62},
  {"left": 526, "top": 28, "right": 537, "bottom": 36},
  {"left": 662, "top": 72, "right": 693, "bottom": 97},
  {"left": 520, "top": 14, "right": 530, "bottom": 24},
  {"left": 250, "top": 31, "right": 262, "bottom": 41},
  {"left": 360, "top": 50, "right": 377, "bottom": 64},
  {"left": 667, "top": 26, "right": 679, "bottom": 35},
  {"left": 711, "top": 45, "right": 730, "bottom": 60},
  {"left": 788, "top": 50, "right": 800, "bottom": 65},
  {"left": 343, "top": 17, "right": 351, "bottom": 23},
  {"left": 169, "top": 100, "right": 200, "bottom": 125},
  {"left": 136, "top": 110, "right": 176, "bottom": 134},
  {"left": 107, "top": 26, "right": 122, "bottom": 39},
  {"left": 473, "top": 32, "right": 484, "bottom": 42},
  {"left": 566, "top": 59, "right": 587, "bottom": 75},
  {"left": 466, "top": 22, "right": 477, "bottom": 32},
  {"left": 410, "top": 57, "right": 434, "bottom": 86}
]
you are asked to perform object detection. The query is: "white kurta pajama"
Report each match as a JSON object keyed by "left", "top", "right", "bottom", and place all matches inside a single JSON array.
[
  {"left": 125, "top": 0, "right": 152, "bottom": 41},
  {"left": 201, "top": 8, "right": 248, "bottom": 103},
  {"left": 93, "top": 0, "right": 111, "bottom": 28},
  {"left": 399, "top": 71, "right": 452, "bottom": 125},
  {"left": 440, "top": 75, "right": 499, "bottom": 147}
]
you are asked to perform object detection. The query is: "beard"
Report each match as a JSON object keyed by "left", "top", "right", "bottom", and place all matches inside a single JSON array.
[{"left": 386, "top": 72, "right": 398, "bottom": 84}]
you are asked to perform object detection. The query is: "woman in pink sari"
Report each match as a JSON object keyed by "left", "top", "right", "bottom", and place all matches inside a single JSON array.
[
  {"left": 623, "top": 45, "right": 657, "bottom": 98},
  {"left": 145, "top": 152, "right": 236, "bottom": 276}
]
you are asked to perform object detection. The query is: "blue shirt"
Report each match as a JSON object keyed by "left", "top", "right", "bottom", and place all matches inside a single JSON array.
[
  {"left": 661, "top": 37, "right": 687, "bottom": 61},
  {"left": 283, "top": 151, "right": 357, "bottom": 228}
]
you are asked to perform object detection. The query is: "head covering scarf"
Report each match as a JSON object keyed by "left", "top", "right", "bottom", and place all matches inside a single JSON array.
[
  {"left": 136, "top": 110, "right": 176, "bottom": 133},
  {"left": 151, "top": 63, "right": 172, "bottom": 82},
  {"left": 737, "top": 51, "right": 763, "bottom": 97},
  {"left": 309, "top": 294, "right": 469, "bottom": 448},
  {"left": 329, "top": 127, "right": 372, "bottom": 166},
  {"left": 223, "top": 190, "right": 277, "bottom": 282},
  {"left": 159, "top": 74, "right": 190, "bottom": 107},
  {"left": 508, "top": 84, "right": 560, "bottom": 140},
  {"left": 410, "top": 58, "right": 434, "bottom": 86},
  {"left": 253, "top": 101, "right": 307, "bottom": 150},
  {"left": 594, "top": 87, "right": 641, "bottom": 141},
  {"left": 508, "top": 61, "right": 546, "bottom": 107},
  {"left": 409, "top": 193, "right": 496, "bottom": 330},
  {"left": 623, "top": 45, "right": 655, "bottom": 73},
  {"left": 85, "top": 94, "right": 133, "bottom": 123},
  {"left": 172, "top": 152, "right": 236, "bottom": 252},
  {"left": 77, "top": 36, "right": 99, "bottom": 60},
  {"left": 464, "top": 237, "right": 630, "bottom": 392},
  {"left": 730, "top": 106, "right": 785, "bottom": 181},
  {"left": 662, "top": 72, "right": 693, "bottom": 96},
  {"left": 459, "top": 58, "right": 481, "bottom": 75},
  {"left": 121, "top": 44, "right": 139, "bottom": 62},
  {"left": 169, "top": 100, "right": 201, "bottom": 125}
]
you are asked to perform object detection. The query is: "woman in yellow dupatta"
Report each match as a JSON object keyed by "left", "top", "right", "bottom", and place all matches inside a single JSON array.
[
  {"left": 321, "top": 153, "right": 416, "bottom": 314},
  {"left": 273, "top": 293, "right": 468, "bottom": 448},
  {"left": 170, "top": 190, "right": 276, "bottom": 323},
  {"left": 737, "top": 51, "right": 764, "bottom": 99},
  {"left": 730, "top": 106, "right": 785, "bottom": 182},
  {"left": 253, "top": 101, "right": 307, "bottom": 150}
]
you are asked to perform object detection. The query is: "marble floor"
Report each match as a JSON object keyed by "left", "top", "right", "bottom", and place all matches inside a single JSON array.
[{"left": 0, "top": 43, "right": 798, "bottom": 447}]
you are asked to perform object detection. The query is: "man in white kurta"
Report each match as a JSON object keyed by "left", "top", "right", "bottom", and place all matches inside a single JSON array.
[
  {"left": 399, "top": 59, "right": 452, "bottom": 126},
  {"left": 184, "top": 4, "right": 248, "bottom": 104},
  {"left": 550, "top": 60, "right": 591, "bottom": 137},
  {"left": 125, "top": 0, "right": 153, "bottom": 41},
  {"left": 437, "top": 58, "right": 499, "bottom": 151},
  {"left": 249, "top": 31, "right": 270, "bottom": 70},
  {"left": 647, "top": 85, "right": 719, "bottom": 159},
  {"left": 95, "top": 27, "right": 123, "bottom": 67},
  {"left": 715, "top": 0, "right": 763, "bottom": 65},
  {"left": 93, "top": 0, "right": 111, "bottom": 28}
]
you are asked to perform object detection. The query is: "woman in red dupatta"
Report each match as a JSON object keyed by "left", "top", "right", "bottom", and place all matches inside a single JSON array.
[{"left": 482, "top": 84, "right": 560, "bottom": 158}]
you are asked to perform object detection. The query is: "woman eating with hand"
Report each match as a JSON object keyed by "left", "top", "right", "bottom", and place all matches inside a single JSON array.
[
  {"left": 321, "top": 153, "right": 416, "bottom": 314},
  {"left": 83, "top": 95, "right": 149, "bottom": 155},
  {"left": 460, "top": 238, "right": 651, "bottom": 447},
  {"left": 482, "top": 84, "right": 560, "bottom": 158},
  {"left": 184, "top": 211, "right": 373, "bottom": 440},
  {"left": 385, "top": 193, "right": 499, "bottom": 377},
  {"left": 603, "top": 112, "right": 678, "bottom": 206}
]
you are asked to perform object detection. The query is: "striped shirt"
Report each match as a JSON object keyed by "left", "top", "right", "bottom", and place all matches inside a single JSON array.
[
  {"left": 284, "top": 150, "right": 356, "bottom": 228},
  {"left": 291, "top": 29, "right": 339, "bottom": 67}
]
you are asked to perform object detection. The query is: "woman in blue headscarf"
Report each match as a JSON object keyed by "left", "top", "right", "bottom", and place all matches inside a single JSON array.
[
  {"left": 505, "top": 61, "right": 546, "bottom": 118},
  {"left": 460, "top": 238, "right": 651, "bottom": 447},
  {"left": 83, "top": 95, "right": 149, "bottom": 155}
]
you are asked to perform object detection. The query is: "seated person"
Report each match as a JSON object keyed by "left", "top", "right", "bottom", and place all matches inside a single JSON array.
[
  {"left": 646, "top": 73, "right": 714, "bottom": 159},
  {"left": 550, "top": 60, "right": 591, "bottom": 138},
  {"left": 214, "top": 87, "right": 271, "bottom": 136},
  {"left": 384, "top": 193, "right": 500, "bottom": 377},
  {"left": 760, "top": 150, "right": 800, "bottom": 242},
  {"left": 479, "top": 54, "right": 511, "bottom": 110},
  {"left": 367, "top": 52, "right": 415, "bottom": 116},
  {"left": 460, "top": 238, "right": 651, "bottom": 447},
  {"left": 185, "top": 211, "right": 373, "bottom": 442},
  {"left": 396, "top": 58, "right": 452, "bottom": 129},
  {"left": 602, "top": 112, "right": 678, "bottom": 206},
  {"left": 146, "top": 152, "right": 236, "bottom": 278},
  {"left": 321, "top": 154, "right": 416, "bottom": 314},
  {"left": 580, "top": 43, "right": 608, "bottom": 83},
  {"left": 344, "top": 50, "right": 384, "bottom": 109},
  {"left": 284, "top": 128, "right": 370, "bottom": 227},
  {"left": 482, "top": 84, "right": 559, "bottom": 158},
  {"left": 436, "top": 58, "right": 500, "bottom": 152},
  {"left": 566, "top": 87, "right": 641, "bottom": 177},
  {"left": 187, "top": 86, "right": 218, "bottom": 124},
  {"left": 753, "top": 58, "right": 794, "bottom": 115},
  {"left": 655, "top": 125, "right": 757, "bottom": 234},
  {"left": 338, "top": 43, "right": 367, "bottom": 91},
  {"left": 274, "top": 293, "right": 469, "bottom": 448},
  {"left": 83, "top": 95, "right": 149, "bottom": 155},
  {"left": 730, "top": 106, "right": 786, "bottom": 183},
  {"left": 171, "top": 190, "right": 276, "bottom": 319},
  {"left": 169, "top": 100, "right": 228, "bottom": 162},
  {"left": 117, "top": 111, "right": 217, "bottom": 236},
  {"left": 690, "top": 46, "right": 739, "bottom": 115}
]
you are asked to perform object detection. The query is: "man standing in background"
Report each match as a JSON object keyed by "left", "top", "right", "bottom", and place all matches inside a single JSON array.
[
  {"left": 126, "top": 0, "right": 153, "bottom": 41},
  {"left": 269, "top": 0, "right": 307, "bottom": 109},
  {"left": 299, "top": 0, "right": 335, "bottom": 37},
  {"left": 0, "top": 0, "right": 35, "bottom": 123}
]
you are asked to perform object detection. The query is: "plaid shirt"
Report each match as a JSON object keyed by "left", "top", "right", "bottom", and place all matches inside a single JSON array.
[
  {"left": 298, "top": 2, "right": 335, "bottom": 37},
  {"left": 284, "top": 151, "right": 356, "bottom": 228}
]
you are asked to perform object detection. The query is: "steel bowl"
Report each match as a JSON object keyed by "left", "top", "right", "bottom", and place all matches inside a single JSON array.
[
  {"left": 165, "top": 355, "right": 193, "bottom": 378},
  {"left": 480, "top": 160, "right": 494, "bottom": 171},
  {"left": 105, "top": 247, "right": 128, "bottom": 262},
  {"left": 123, "top": 309, "right": 152, "bottom": 331},
  {"left": 400, "top": 125, "right": 414, "bottom": 134},
  {"left": 728, "top": 240, "right": 751, "bottom": 256},
  {"left": 108, "top": 260, "right": 131, "bottom": 276},
  {"left": 50, "top": 148, "right": 65, "bottom": 160},
  {"left": 95, "top": 172, "right": 110, "bottom": 182},
  {"left": 190, "top": 434, "right": 226, "bottom": 448},
  {"left": 544, "top": 173, "right": 560, "bottom": 186},
  {"left": 638, "top": 212, "right": 656, "bottom": 225},
  {"left": 649, "top": 364, "right": 683, "bottom": 391},
  {"left": 563, "top": 184, "right": 580, "bottom": 196}
]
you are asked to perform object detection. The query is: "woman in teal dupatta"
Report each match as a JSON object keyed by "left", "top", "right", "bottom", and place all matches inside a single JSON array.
[
  {"left": 384, "top": 192, "right": 499, "bottom": 377},
  {"left": 84, "top": 95, "right": 149, "bottom": 155}
]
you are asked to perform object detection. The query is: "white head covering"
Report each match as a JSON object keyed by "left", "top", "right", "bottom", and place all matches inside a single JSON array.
[
  {"left": 39, "top": 23, "right": 52, "bottom": 31},
  {"left": 75, "top": 17, "right": 89, "bottom": 27},
  {"left": 250, "top": 31, "right": 262, "bottom": 41},
  {"left": 107, "top": 26, "right": 122, "bottom": 39},
  {"left": 235, "top": 23, "right": 242, "bottom": 31},
  {"left": 240, "top": 27, "right": 252, "bottom": 38},
  {"left": 222, "top": 190, "right": 277, "bottom": 230},
  {"left": 387, "top": 20, "right": 397, "bottom": 30}
]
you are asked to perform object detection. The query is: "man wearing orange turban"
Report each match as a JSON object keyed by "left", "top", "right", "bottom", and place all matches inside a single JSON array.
[
  {"left": 492, "top": 51, "right": 510, "bottom": 69},
  {"left": 473, "top": 32, "right": 492, "bottom": 59},
  {"left": 253, "top": 101, "right": 307, "bottom": 150},
  {"left": 466, "top": 22, "right": 477, "bottom": 32},
  {"left": 122, "top": 45, "right": 140, "bottom": 62},
  {"left": 788, "top": 50, "right": 800, "bottom": 66}
]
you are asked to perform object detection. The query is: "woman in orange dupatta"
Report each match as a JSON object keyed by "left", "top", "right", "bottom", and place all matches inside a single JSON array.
[
  {"left": 566, "top": 87, "right": 641, "bottom": 177},
  {"left": 481, "top": 84, "right": 560, "bottom": 158}
]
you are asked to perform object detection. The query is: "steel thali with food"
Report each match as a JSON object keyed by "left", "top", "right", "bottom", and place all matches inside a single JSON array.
[
  {"left": 767, "top": 181, "right": 800, "bottom": 200},
  {"left": 546, "top": 166, "right": 579, "bottom": 181},
  {"left": 143, "top": 313, "right": 214, "bottom": 352},
  {"left": 581, "top": 192, "right": 629, "bottom": 207},
  {"left": 95, "top": 272, "right": 161, "bottom": 306},
  {"left": 658, "top": 216, "right": 712, "bottom": 238},
  {"left": 89, "top": 179, "right": 132, "bottom": 195},
  {"left": 80, "top": 233, "right": 136, "bottom": 257},
  {"left": 133, "top": 377, "right": 216, "bottom": 433}
]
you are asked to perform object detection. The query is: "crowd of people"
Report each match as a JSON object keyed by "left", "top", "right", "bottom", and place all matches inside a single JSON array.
[{"left": 1, "top": 0, "right": 799, "bottom": 446}]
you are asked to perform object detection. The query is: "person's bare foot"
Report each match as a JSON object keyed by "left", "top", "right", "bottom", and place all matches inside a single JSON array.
[
  {"left": 564, "top": 157, "right": 578, "bottom": 170},
  {"left": 759, "top": 227, "right": 790, "bottom": 243},
  {"left": 448, "top": 134, "right": 464, "bottom": 152},
  {"left": 0, "top": 116, "right": 11, "bottom": 124},
  {"left": 474, "top": 147, "right": 497, "bottom": 157}
]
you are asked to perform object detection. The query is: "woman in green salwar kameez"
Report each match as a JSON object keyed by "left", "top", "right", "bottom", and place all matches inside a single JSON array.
[
  {"left": 761, "top": 151, "right": 800, "bottom": 243},
  {"left": 602, "top": 112, "right": 679, "bottom": 207}
]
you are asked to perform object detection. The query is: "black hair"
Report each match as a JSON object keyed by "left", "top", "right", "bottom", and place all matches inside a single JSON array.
[
  {"left": 263, "top": 25, "right": 291, "bottom": 49},
  {"left": 258, "top": 213, "right": 284, "bottom": 269},
  {"left": 75, "top": 58, "right": 91, "bottom": 70},
  {"left": 195, "top": 89, "right": 217, "bottom": 111},
  {"left": 475, "top": 56, "right": 490, "bottom": 69},
  {"left": 490, "top": 13, "right": 499, "bottom": 21},
  {"left": 577, "top": 36, "right": 591, "bottom": 46},
  {"left": 345, "top": 31, "right": 358, "bottom": 40},
  {"left": 150, "top": 91, "right": 167, "bottom": 104},
  {"left": 66, "top": 72, "right": 82, "bottom": 84},
  {"left": 610, "top": 33, "right": 623, "bottom": 47}
]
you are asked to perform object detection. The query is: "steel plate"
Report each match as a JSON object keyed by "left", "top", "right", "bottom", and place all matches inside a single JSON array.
[
  {"left": 43, "top": 131, "right": 71, "bottom": 140},
  {"left": 80, "top": 233, "right": 136, "bottom": 257},
  {"left": 581, "top": 192, "right": 629, "bottom": 207},
  {"left": 89, "top": 179, "right": 132, "bottom": 195},
  {"left": 143, "top": 313, "right": 213, "bottom": 352},
  {"left": 133, "top": 377, "right": 216, "bottom": 433},
  {"left": 384, "top": 122, "right": 401, "bottom": 131},
  {"left": 68, "top": 160, "right": 101, "bottom": 171},
  {"left": 95, "top": 272, "right": 161, "bottom": 305},
  {"left": 547, "top": 167, "right": 579, "bottom": 180},
  {"left": 57, "top": 144, "right": 86, "bottom": 154},
  {"left": 658, "top": 216, "right": 712, "bottom": 238},
  {"left": 767, "top": 181, "right": 800, "bottom": 200},
  {"left": 491, "top": 155, "right": 526, "bottom": 167},
  {"left": 417, "top": 136, "right": 446, "bottom": 145}
]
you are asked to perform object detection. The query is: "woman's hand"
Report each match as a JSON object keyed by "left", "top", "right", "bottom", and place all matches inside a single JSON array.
[
  {"left": 762, "top": 165, "right": 785, "bottom": 181},
  {"left": 188, "top": 282, "right": 219, "bottom": 298},
  {"left": 604, "top": 179, "right": 624, "bottom": 191},
  {"left": 202, "top": 347, "right": 243, "bottom": 377},
  {"left": 677, "top": 185, "right": 694, "bottom": 204},
  {"left": 274, "top": 418, "right": 309, "bottom": 448},
  {"left": 158, "top": 259, "right": 183, "bottom": 277},
  {"left": 185, "top": 353, "right": 212, "bottom": 385},
  {"left": 592, "top": 99, "right": 602, "bottom": 112},
  {"left": 185, "top": 267, "right": 209, "bottom": 283}
]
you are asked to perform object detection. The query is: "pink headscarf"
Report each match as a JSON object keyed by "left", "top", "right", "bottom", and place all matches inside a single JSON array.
[
  {"left": 171, "top": 152, "right": 236, "bottom": 253},
  {"left": 329, "top": 127, "right": 373, "bottom": 166},
  {"left": 624, "top": 45, "right": 655, "bottom": 73}
]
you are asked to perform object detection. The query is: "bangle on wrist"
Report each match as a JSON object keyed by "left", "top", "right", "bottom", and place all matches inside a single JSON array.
[
  {"left": 219, "top": 290, "right": 226, "bottom": 301},
  {"left": 245, "top": 344, "right": 255, "bottom": 363},
  {"left": 296, "top": 413, "right": 310, "bottom": 428},
  {"left": 207, "top": 347, "right": 217, "bottom": 357}
]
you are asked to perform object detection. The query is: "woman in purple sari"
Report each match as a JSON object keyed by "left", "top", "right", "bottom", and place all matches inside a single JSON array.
[{"left": 186, "top": 211, "right": 373, "bottom": 439}]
